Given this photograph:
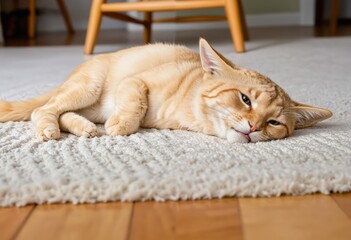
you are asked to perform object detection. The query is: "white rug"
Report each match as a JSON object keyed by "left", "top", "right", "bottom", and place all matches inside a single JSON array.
[{"left": 1, "top": 37, "right": 351, "bottom": 207}]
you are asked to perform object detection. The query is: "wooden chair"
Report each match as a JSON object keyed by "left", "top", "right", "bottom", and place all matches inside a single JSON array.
[
  {"left": 315, "top": 0, "right": 341, "bottom": 36},
  {"left": 28, "top": 0, "right": 75, "bottom": 38},
  {"left": 84, "top": 0, "right": 248, "bottom": 54}
]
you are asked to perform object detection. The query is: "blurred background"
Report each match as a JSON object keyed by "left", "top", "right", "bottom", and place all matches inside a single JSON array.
[{"left": 0, "top": 0, "right": 350, "bottom": 48}]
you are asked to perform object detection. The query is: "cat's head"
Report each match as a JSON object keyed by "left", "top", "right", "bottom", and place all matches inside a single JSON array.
[{"left": 198, "top": 38, "right": 332, "bottom": 143}]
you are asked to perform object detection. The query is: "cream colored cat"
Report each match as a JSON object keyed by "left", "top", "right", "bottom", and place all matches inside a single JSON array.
[{"left": 0, "top": 39, "right": 332, "bottom": 143}]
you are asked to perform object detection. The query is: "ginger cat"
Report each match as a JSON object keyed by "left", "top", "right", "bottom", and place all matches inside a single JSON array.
[{"left": 0, "top": 39, "right": 332, "bottom": 143}]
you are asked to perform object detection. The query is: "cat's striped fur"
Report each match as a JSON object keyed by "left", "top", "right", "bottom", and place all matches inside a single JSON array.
[{"left": 0, "top": 39, "right": 332, "bottom": 142}]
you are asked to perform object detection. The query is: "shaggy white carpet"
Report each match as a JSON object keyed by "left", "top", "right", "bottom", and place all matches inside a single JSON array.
[{"left": 1, "top": 37, "right": 351, "bottom": 207}]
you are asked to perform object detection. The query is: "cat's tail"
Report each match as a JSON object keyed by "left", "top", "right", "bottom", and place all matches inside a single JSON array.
[{"left": 0, "top": 89, "right": 57, "bottom": 122}]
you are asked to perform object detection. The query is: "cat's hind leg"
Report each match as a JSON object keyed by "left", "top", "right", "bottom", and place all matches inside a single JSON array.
[
  {"left": 32, "top": 59, "right": 107, "bottom": 141},
  {"left": 105, "top": 78, "right": 148, "bottom": 136},
  {"left": 59, "top": 112, "right": 99, "bottom": 137}
]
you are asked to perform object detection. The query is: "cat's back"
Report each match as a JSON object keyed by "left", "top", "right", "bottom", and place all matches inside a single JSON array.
[
  {"left": 107, "top": 43, "right": 200, "bottom": 80},
  {"left": 113, "top": 43, "right": 199, "bottom": 63}
]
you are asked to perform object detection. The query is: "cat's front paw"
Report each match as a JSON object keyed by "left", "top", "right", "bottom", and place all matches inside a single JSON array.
[
  {"left": 105, "top": 116, "right": 139, "bottom": 136},
  {"left": 76, "top": 122, "right": 99, "bottom": 138},
  {"left": 36, "top": 124, "right": 60, "bottom": 141}
]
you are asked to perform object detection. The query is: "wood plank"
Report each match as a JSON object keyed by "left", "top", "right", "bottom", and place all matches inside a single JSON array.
[
  {"left": 239, "top": 195, "right": 351, "bottom": 240},
  {"left": 130, "top": 198, "right": 243, "bottom": 240},
  {"left": 15, "top": 202, "right": 133, "bottom": 240},
  {"left": 332, "top": 193, "right": 351, "bottom": 220},
  {"left": 0, "top": 205, "right": 34, "bottom": 240}
]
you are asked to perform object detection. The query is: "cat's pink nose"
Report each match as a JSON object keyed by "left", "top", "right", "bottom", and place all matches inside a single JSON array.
[{"left": 248, "top": 122, "right": 257, "bottom": 132}]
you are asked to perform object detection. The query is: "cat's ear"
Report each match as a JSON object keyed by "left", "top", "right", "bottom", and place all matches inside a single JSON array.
[
  {"left": 291, "top": 101, "right": 333, "bottom": 129},
  {"left": 199, "top": 38, "right": 229, "bottom": 74}
]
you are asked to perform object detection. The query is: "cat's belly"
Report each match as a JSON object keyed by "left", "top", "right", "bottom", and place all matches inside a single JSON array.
[{"left": 76, "top": 95, "right": 115, "bottom": 124}]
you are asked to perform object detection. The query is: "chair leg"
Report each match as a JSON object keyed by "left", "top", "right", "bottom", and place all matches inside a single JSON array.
[
  {"left": 84, "top": 0, "right": 105, "bottom": 54},
  {"left": 143, "top": 12, "right": 152, "bottom": 44},
  {"left": 315, "top": 0, "right": 324, "bottom": 27},
  {"left": 330, "top": 0, "right": 340, "bottom": 36},
  {"left": 238, "top": 0, "right": 249, "bottom": 41},
  {"left": 28, "top": 0, "right": 36, "bottom": 38},
  {"left": 225, "top": 0, "right": 245, "bottom": 53},
  {"left": 56, "top": 0, "right": 75, "bottom": 34}
]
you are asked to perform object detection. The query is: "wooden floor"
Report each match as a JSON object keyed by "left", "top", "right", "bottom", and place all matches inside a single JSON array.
[
  {"left": 2, "top": 26, "right": 351, "bottom": 240},
  {"left": 1, "top": 194, "right": 351, "bottom": 240}
]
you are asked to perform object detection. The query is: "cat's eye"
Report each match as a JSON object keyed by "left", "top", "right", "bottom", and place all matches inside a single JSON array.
[
  {"left": 241, "top": 93, "right": 251, "bottom": 107},
  {"left": 268, "top": 120, "right": 280, "bottom": 126}
]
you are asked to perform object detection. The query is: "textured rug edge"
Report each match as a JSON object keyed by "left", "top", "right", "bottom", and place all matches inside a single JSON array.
[{"left": 2, "top": 175, "right": 351, "bottom": 207}]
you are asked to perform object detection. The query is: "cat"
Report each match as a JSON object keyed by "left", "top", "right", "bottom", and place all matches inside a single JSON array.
[{"left": 0, "top": 38, "right": 332, "bottom": 143}]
